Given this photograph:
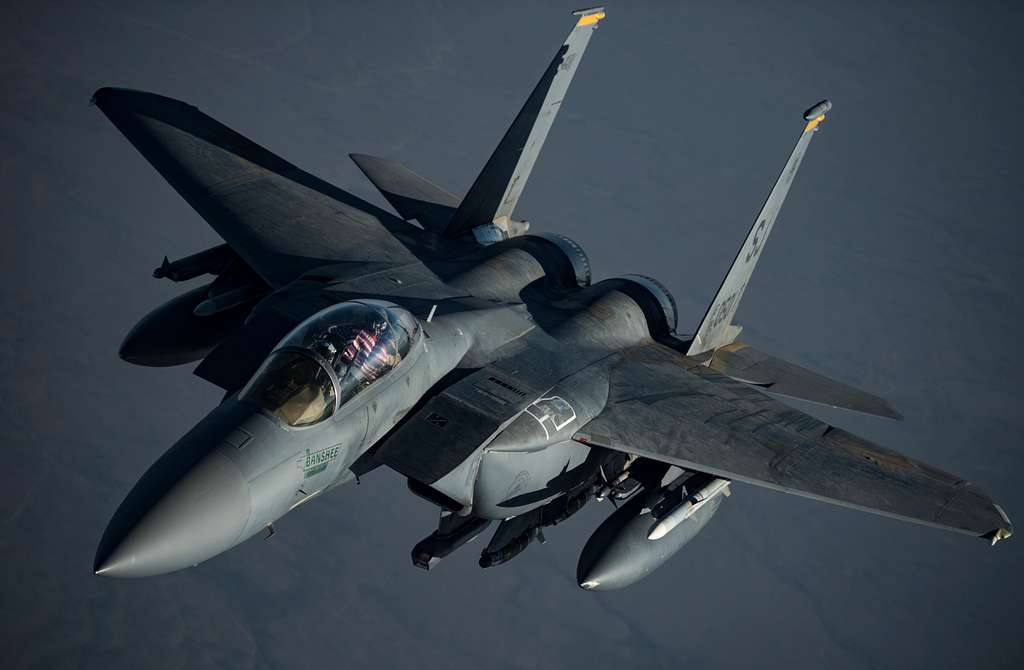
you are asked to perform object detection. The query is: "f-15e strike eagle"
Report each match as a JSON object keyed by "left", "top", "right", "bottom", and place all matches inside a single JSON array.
[{"left": 93, "top": 7, "right": 1011, "bottom": 590}]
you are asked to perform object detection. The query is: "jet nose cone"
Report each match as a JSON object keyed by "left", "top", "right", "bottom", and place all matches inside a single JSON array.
[{"left": 95, "top": 451, "right": 251, "bottom": 578}]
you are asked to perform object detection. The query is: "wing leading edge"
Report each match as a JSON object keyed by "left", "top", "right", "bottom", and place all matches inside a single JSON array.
[{"left": 574, "top": 343, "right": 1012, "bottom": 543}]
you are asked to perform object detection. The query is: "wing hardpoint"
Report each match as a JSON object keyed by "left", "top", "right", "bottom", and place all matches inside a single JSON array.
[
  {"left": 575, "top": 343, "right": 1011, "bottom": 542},
  {"left": 442, "top": 7, "right": 605, "bottom": 238},
  {"left": 92, "top": 88, "right": 421, "bottom": 287}
]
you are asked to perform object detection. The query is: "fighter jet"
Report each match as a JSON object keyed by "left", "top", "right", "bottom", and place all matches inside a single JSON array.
[{"left": 93, "top": 7, "right": 1011, "bottom": 590}]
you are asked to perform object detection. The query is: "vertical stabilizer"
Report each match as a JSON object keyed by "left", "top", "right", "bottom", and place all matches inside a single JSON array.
[
  {"left": 687, "top": 100, "right": 832, "bottom": 356},
  {"left": 443, "top": 8, "right": 606, "bottom": 240}
]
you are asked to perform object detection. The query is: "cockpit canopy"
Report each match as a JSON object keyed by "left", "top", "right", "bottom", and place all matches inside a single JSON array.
[{"left": 241, "top": 302, "right": 420, "bottom": 427}]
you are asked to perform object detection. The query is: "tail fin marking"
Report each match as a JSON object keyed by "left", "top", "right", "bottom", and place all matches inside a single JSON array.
[
  {"left": 442, "top": 8, "right": 606, "bottom": 239},
  {"left": 687, "top": 100, "right": 832, "bottom": 356}
]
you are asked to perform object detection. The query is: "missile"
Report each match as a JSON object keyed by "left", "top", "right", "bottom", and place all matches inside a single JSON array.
[
  {"left": 479, "top": 526, "right": 538, "bottom": 568},
  {"left": 479, "top": 511, "right": 544, "bottom": 568},
  {"left": 412, "top": 514, "right": 491, "bottom": 570},
  {"left": 647, "top": 477, "right": 731, "bottom": 540},
  {"left": 153, "top": 244, "right": 235, "bottom": 282}
]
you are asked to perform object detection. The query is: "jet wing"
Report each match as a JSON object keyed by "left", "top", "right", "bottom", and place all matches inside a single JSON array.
[
  {"left": 709, "top": 342, "right": 903, "bottom": 420},
  {"left": 92, "top": 87, "right": 424, "bottom": 288},
  {"left": 574, "top": 343, "right": 1011, "bottom": 541}
]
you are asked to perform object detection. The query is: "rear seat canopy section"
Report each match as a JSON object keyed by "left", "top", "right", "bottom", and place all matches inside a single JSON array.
[{"left": 241, "top": 302, "right": 420, "bottom": 427}]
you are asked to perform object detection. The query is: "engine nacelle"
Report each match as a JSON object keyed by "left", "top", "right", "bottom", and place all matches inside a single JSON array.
[
  {"left": 442, "top": 233, "right": 592, "bottom": 302},
  {"left": 576, "top": 474, "right": 724, "bottom": 591},
  {"left": 615, "top": 274, "right": 678, "bottom": 335},
  {"left": 533, "top": 233, "right": 592, "bottom": 287}
]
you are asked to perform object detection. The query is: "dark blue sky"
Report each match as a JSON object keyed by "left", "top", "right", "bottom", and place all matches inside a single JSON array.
[{"left": 2, "top": 2, "right": 1022, "bottom": 668}]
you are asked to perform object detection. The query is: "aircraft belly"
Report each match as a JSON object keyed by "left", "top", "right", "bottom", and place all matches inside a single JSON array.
[{"left": 473, "top": 440, "right": 591, "bottom": 519}]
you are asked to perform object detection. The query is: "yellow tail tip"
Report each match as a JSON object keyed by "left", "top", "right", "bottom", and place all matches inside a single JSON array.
[{"left": 574, "top": 7, "right": 606, "bottom": 27}]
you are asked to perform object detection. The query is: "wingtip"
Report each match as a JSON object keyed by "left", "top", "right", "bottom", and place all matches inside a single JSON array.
[
  {"left": 985, "top": 526, "right": 1012, "bottom": 546},
  {"left": 348, "top": 153, "right": 379, "bottom": 174},
  {"left": 986, "top": 505, "right": 1013, "bottom": 546},
  {"left": 802, "top": 100, "right": 832, "bottom": 132},
  {"left": 803, "top": 99, "right": 833, "bottom": 121},
  {"left": 349, "top": 153, "right": 392, "bottom": 170},
  {"left": 90, "top": 87, "right": 122, "bottom": 109},
  {"left": 572, "top": 6, "right": 606, "bottom": 26},
  {"left": 88, "top": 87, "right": 200, "bottom": 121}
]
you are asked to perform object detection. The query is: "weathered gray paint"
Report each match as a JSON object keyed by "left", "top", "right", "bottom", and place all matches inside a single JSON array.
[
  {"left": 687, "top": 109, "right": 825, "bottom": 355},
  {"left": 90, "top": 8, "right": 1010, "bottom": 589},
  {"left": 445, "top": 7, "right": 606, "bottom": 237}
]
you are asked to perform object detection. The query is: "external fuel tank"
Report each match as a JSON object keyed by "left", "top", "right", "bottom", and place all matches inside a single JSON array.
[{"left": 576, "top": 483, "right": 723, "bottom": 590}]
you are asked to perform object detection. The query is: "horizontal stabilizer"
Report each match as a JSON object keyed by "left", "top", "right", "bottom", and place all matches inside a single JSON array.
[
  {"left": 709, "top": 342, "right": 902, "bottom": 420},
  {"left": 350, "top": 153, "right": 460, "bottom": 234}
]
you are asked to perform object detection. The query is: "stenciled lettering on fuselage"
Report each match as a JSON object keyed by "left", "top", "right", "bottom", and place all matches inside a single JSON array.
[
  {"left": 525, "top": 396, "right": 577, "bottom": 439},
  {"left": 298, "top": 445, "right": 341, "bottom": 479}
]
